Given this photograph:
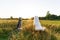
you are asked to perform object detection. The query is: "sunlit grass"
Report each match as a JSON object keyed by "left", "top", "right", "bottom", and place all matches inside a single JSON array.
[{"left": 0, "top": 20, "right": 60, "bottom": 40}]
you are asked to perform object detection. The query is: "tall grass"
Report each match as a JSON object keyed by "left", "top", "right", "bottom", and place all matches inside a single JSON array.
[
  {"left": 9, "top": 20, "right": 60, "bottom": 40},
  {"left": 0, "top": 20, "right": 60, "bottom": 40}
]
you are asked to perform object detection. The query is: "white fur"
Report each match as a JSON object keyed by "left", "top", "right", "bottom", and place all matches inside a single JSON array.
[{"left": 34, "top": 16, "right": 46, "bottom": 31}]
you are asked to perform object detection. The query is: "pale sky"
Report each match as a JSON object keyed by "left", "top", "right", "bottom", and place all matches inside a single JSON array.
[{"left": 0, "top": 0, "right": 60, "bottom": 18}]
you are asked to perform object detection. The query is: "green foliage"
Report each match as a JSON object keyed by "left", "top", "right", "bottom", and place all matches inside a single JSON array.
[
  {"left": 10, "top": 16, "right": 13, "bottom": 19},
  {"left": 40, "top": 11, "right": 60, "bottom": 20},
  {"left": 51, "top": 35, "right": 57, "bottom": 40},
  {"left": 45, "top": 11, "right": 58, "bottom": 20},
  {"left": 46, "top": 11, "right": 51, "bottom": 19}
]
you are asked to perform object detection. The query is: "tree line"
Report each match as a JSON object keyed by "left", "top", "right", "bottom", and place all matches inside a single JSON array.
[
  {"left": 39, "top": 11, "right": 60, "bottom": 20},
  {"left": 9, "top": 11, "right": 60, "bottom": 20},
  {"left": 0, "top": 11, "right": 60, "bottom": 20}
]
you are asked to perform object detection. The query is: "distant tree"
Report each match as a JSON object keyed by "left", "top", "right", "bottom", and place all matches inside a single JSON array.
[
  {"left": 45, "top": 11, "right": 58, "bottom": 20},
  {"left": 10, "top": 16, "right": 13, "bottom": 19},
  {"left": 39, "top": 17, "right": 46, "bottom": 20},
  {"left": 57, "top": 15, "right": 60, "bottom": 19},
  {"left": 50, "top": 14, "right": 57, "bottom": 20},
  {"left": 45, "top": 11, "right": 51, "bottom": 20}
]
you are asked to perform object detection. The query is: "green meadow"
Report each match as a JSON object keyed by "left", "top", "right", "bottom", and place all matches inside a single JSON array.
[{"left": 0, "top": 20, "right": 60, "bottom": 40}]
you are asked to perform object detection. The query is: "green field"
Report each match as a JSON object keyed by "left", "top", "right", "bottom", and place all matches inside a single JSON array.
[{"left": 0, "top": 20, "right": 60, "bottom": 40}]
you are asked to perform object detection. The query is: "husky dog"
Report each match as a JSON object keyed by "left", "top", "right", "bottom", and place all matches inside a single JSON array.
[
  {"left": 34, "top": 16, "right": 46, "bottom": 31},
  {"left": 17, "top": 17, "right": 22, "bottom": 30}
]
